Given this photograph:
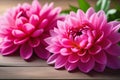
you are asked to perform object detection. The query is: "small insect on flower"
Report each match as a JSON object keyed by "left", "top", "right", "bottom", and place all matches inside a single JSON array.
[
  {"left": 0, "top": 0, "right": 63, "bottom": 60},
  {"left": 45, "top": 8, "right": 120, "bottom": 73}
]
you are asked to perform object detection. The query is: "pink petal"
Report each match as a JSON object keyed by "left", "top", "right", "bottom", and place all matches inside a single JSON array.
[
  {"left": 15, "top": 18, "right": 23, "bottom": 28},
  {"left": 96, "top": 31, "right": 104, "bottom": 43},
  {"left": 100, "top": 39, "right": 112, "bottom": 49},
  {"left": 89, "top": 45, "right": 102, "bottom": 55},
  {"left": 46, "top": 45, "right": 61, "bottom": 53},
  {"left": 12, "top": 29, "right": 26, "bottom": 38},
  {"left": 47, "top": 7, "right": 61, "bottom": 21},
  {"left": 89, "top": 13, "right": 98, "bottom": 29},
  {"left": 31, "top": 0, "right": 41, "bottom": 14},
  {"left": 60, "top": 48, "right": 72, "bottom": 56},
  {"left": 78, "top": 57, "right": 95, "bottom": 73},
  {"left": 14, "top": 37, "right": 29, "bottom": 45},
  {"left": 107, "top": 54, "right": 120, "bottom": 69},
  {"left": 55, "top": 55, "right": 67, "bottom": 69},
  {"left": 76, "top": 9, "right": 86, "bottom": 25},
  {"left": 60, "top": 38, "right": 73, "bottom": 48},
  {"left": 94, "top": 51, "right": 107, "bottom": 64},
  {"left": 29, "top": 14, "right": 39, "bottom": 26},
  {"left": 80, "top": 54, "right": 90, "bottom": 63},
  {"left": 44, "top": 37, "right": 52, "bottom": 45},
  {"left": 77, "top": 50, "right": 86, "bottom": 56},
  {"left": 106, "top": 44, "right": 120, "bottom": 56},
  {"left": 49, "top": 30, "right": 58, "bottom": 36},
  {"left": 34, "top": 44, "right": 50, "bottom": 59},
  {"left": 79, "top": 40, "right": 88, "bottom": 48},
  {"left": 68, "top": 54, "right": 79, "bottom": 63},
  {"left": 65, "top": 62, "right": 77, "bottom": 71},
  {"left": 22, "top": 23, "right": 35, "bottom": 34},
  {"left": 87, "top": 30, "right": 94, "bottom": 43},
  {"left": 20, "top": 43, "right": 33, "bottom": 60},
  {"left": 47, "top": 54, "right": 59, "bottom": 64},
  {"left": 39, "top": 19, "right": 48, "bottom": 28},
  {"left": 1, "top": 44, "right": 19, "bottom": 55},
  {"left": 0, "top": 41, "right": 12, "bottom": 48},
  {"left": 31, "top": 29, "right": 44, "bottom": 37},
  {"left": 94, "top": 63, "right": 106, "bottom": 72},
  {"left": 86, "top": 7, "right": 95, "bottom": 19},
  {"left": 57, "top": 21, "right": 65, "bottom": 33},
  {"left": 19, "top": 17, "right": 28, "bottom": 23},
  {"left": 39, "top": 3, "right": 53, "bottom": 17},
  {"left": 28, "top": 38, "right": 40, "bottom": 47},
  {"left": 108, "top": 31, "right": 120, "bottom": 44}
]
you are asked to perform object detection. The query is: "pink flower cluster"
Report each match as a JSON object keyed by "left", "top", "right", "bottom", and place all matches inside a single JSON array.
[
  {"left": 45, "top": 8, "right": 120, "bottom": 73},
  {"left": 0, "top": 0, "right": 62, "bottom": 60},
  {"left": 0, "top": 0, "right": 120, "bottom": 73}
]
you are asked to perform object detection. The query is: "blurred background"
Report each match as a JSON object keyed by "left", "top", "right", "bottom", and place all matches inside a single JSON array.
[{"left": 0, "top": 0, "right": 119, "bottom": 14}]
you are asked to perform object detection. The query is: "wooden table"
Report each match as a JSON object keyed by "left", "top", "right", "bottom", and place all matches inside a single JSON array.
[
  {"left": 0, "top": 55, "right": 120, "bottom": 79},
  {"left": 0, "top": 0, "right": 120, "bottom": 79}
]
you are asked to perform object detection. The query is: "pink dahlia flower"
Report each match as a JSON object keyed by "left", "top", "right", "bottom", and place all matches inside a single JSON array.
[
  {"left": 0, "top": 0, "right": 63, "bottom": 60},
  {"left": 45, "top": 8, "right": 120, "bottom": 73}
]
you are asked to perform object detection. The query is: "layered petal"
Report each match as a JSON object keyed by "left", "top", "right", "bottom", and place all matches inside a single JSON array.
[
  {"left": 20, "top": 43, "right": 33, "bottom": 60},
  {"left": 34, "top": 44, "right": 50, "bottom": 59},
  {"left": 78, "top": 57, "right": 95, "bottom": 73}
]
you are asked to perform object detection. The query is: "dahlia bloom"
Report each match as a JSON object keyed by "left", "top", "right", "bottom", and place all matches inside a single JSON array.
[
  {"left": 0, "top": 0, "right": 62, "bottom": 60},
  {"left": 45, "top": 8, "right": 120, "bottom": 73}
]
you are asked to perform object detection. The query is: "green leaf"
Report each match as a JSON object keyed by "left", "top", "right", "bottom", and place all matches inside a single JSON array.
[
  {"left": 95, "top": 0, "right": 111, "bottom": 13},
  {"left": 69, "top": 5, "right": 79, "bottom": 12},
  {"left": 106, "top": 9, "right": 117, "bottom": 16},
  {"left": 61, "top": 9, "right": 71, "bottom": 14},
  {"left": 77, "top": 0, "right": 90, "bottom": 12}
]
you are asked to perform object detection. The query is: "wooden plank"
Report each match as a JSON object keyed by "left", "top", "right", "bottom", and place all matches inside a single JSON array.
[
  {"left": 0, "top": 67, "right": 119, "bottom": 79},
  {"left": 0, "top": 55, "right": 48, "bottom": 67}
]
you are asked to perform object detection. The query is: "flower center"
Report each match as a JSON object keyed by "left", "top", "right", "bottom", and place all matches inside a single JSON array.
[
  {"left": 69, "top": 29, "right": 82, "bottom": 39},
  {"left": 69, "top": 26, "right": 89, "bottom": 40}
]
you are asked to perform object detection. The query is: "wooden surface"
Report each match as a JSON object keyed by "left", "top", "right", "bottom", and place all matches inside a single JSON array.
[
  {"left": 0, "top": 55, "right": 120, "bottom": 79},
  {"left": 0, "top": 0, "right": 120, "bottom": 79}
]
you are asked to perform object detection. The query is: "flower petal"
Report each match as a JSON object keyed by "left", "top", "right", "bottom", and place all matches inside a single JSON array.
[
  {"left": 78, "top": 57, "right": 95, "bottom": 73},
  {"left": 31, "top": 29, "right": 44, "bottom": 37},
  {"left": 108, "top": 31, "right": 120, "bottom": 44},
  {"left": 12, "top": 29, "right": 26, "bottom": 38},
  {"left": 60, "top": 48, "right": 72, "bottom": 56},
  {"left": 1, "top": 44, "right": 19, "bottom": 55},
  {"left": 86, "top": 7, "right": 95, "bottom": 19},
  {"left": 65, "top": 62, "right": 77, "bottom": 71},
  {"left": 60, "top": 38, "right": 73, "bottom": 48},
  {"left": 47, "top": 54, "right": 59, "bottom": 64},
  {"left": 94, "top": 51, "right": 107, "bottom": 64},
  {"left": 29, "top": 14, "right": 39, "bottom": 26},
  {"left": 22, "top": 23, "right": 35, "bottom": 34},
  {"left": 106, "top": 44, "right": 120, "bottom": 56},
  {"left": 39, "top": 19, "right": 48, "bottom": 28},
  {"left": 55, "top": 55, "right": 67, "bottom": 69},
  {"left": 89, "top": 45, "right": 102, "bottom": 55},
  {"left": 20, "top": 43, "right": 33, "bottom": 60},
  {"left": 100, "top": 39, "right": 112, "bottom": 49},
  {"left": 28, "top": 38, "right": 40, "bottom": 47},
  {"left": 14, "top": 37, "right": 29, "bottom": 45},
  {"left": 94, "top": 63, "right": 106, "bottom": 72},
  {"left": 68, "top": 53, "right": 79, "bottom": 63},
  {"left": 46, "top": 45, "right": 61, "bottom": 53},
  {"left": 34, "top": 44, "right": 50, "bottom": 59},
  {"left": 32, "top": 0, "right": 41, "bottom": 14},
  {"left": 107, "top": 54, "right": 120, "bottom": 69}
]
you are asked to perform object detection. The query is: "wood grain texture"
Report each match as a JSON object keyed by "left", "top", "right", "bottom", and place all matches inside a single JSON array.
[
  {"left": 0, "top": 55, "right": 120, "bottom": 79},
  {"left": 0, "top": 67, "right": 120, "bottom": 79},
  {"left": 0, "top": 55, "right": 48, "bottom": 67}
]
